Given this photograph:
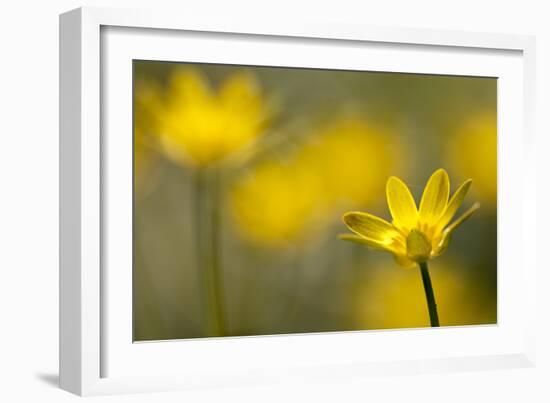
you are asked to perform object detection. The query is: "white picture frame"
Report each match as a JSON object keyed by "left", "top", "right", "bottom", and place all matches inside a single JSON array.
[{"left": 59, "top": 6, "right": 537, "bottom": 396}]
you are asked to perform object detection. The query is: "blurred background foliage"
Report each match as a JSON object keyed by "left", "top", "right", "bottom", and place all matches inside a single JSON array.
[{"left": 133, "top": 60, "right": 497, "bottom": 341}]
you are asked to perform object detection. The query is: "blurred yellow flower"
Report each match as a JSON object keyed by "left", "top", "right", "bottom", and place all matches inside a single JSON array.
[
  {"left": 352, "top": 258, "right": 496, "bottom": 329},
  {"left": 341, "top": 169, "right": 480, "bottom": 268},
  {"left": 134, "top": 81, "right": 162, "bottom": 190},
  {"left": 446, "top": 114, "right": 497, "bottom": 204},
  {"left": 230, "top": 161, "right": 325, "bottom": 248},
  {"left": 297, "top": 119, "right": 398, "bottom": 207},
  {"left": 230, "top": 118, "right": 401, "bottom": 249},
  {"left": 154, "top": 68, "right": 269, "bottom": 167}
]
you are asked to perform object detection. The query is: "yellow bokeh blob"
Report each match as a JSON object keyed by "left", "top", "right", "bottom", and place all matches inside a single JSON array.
[
  {"left": 352, "top": 257, "right": 496, "bottom": 329},
  {"left": 446, "top": 114, "right": 497, "bottom": 205},
  {"left": 230, "top": 160, "right": 326, "bottom": 248},
  {"left": 230, "top": 117, "right": 402, "bottom": 248},
  {"left": 298, "top": 118, "right": 400, "bottom": 208}
]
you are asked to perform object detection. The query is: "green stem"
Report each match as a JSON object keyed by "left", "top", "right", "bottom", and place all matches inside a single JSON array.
[
  {"left": 419, "top": 261, "right": 440, "bottom": 327},
  {"left": 194, "top": 167, "right": 227, "bottom": 337},
  {"left": 194, "top": 169, "right": 208, "bottom": 335},
  {"left": 209, "top": 168, "right": 227, "bottom": 336}
]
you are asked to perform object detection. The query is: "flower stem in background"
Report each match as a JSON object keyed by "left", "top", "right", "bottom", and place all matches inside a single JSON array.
[
  {"left": 419, "top": 261, "right": 439, "bottom": 327},
  {"left": 193, "top": 168, "right": 227, "bottom": 337},
  {"left": 193, "top": 169, "right": 208, "bottom": 334},
  {"left": 208, "top": 167, "right": 227, "bottom": 336}
]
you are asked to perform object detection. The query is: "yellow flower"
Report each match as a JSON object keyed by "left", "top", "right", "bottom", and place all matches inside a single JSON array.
[
  {"left": 155, "top": 68, "right": 269, "bottom": 167},
  {"left": 340, "top": 169, "right": 480, "bottom": 268}
]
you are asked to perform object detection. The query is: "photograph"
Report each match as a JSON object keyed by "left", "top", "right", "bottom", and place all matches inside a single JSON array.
[{"left": 132, "top": 60, "right": 497, "bottom": 341}]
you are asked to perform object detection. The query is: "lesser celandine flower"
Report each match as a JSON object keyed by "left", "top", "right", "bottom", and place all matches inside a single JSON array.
[
  {"left": 340, "top": 168, "right": 480, "bottom": 326},
  {"left": 145, "top": 68, "right": 270, "bottom": 337},
  {"left": 341, "top": 169, "right": 479, "bottom": 268},
  {"left": 155, "top": 68, "right": 269, "bottom": 167}
]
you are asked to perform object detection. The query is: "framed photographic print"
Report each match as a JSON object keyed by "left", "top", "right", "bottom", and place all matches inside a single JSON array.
[{"left": 59, "top": 7, "right": 537, "bottom": 396}]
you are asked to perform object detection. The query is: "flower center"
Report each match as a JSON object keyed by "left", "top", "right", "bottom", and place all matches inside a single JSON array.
[{"left": 406, "top": 229, "right": 432, "bottom": 263}]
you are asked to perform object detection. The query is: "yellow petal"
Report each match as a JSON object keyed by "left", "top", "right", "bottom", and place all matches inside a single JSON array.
[
  {"left": 419, "top": 169, "right": 450, "bottom": 230},
  {"left": 169, "top": 69, "right": 211, "bottom": 103},
  {"left": 431, "top": 233, "right": 451, "bottom": 257},
  {"left": 342, "top": 212, "right": 404, "bottom": 247},
  {"left": 339, "top": 234, "right": 400, "bottom": 254},
  {"left": 445, "top": 202, "right": 480, "bottom": 233},
  {"left": 220, "top": 72, "right": 261, "bottom": 109},
  {"left": 339, "top": 234, "right": 411, "bottom": 267},
  {"left": 436, "top": 179, "right": 472, "bottom": 232},
  {"left": 386, "top": 176, "right": 418, "bottom": 233},
  {"left": 433, "top": 202, "right": 480, "bottom": 255}
]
